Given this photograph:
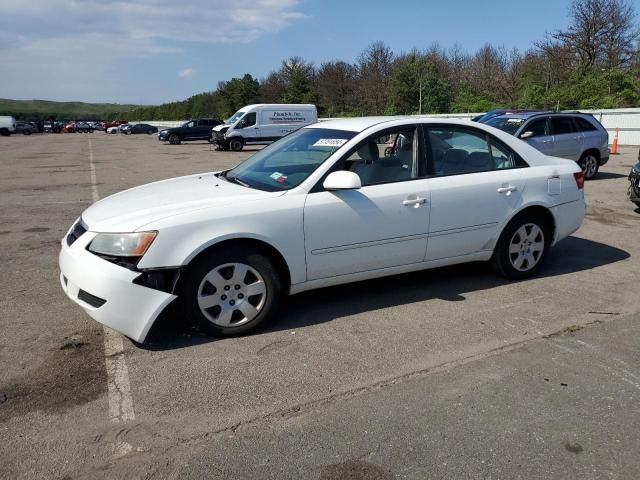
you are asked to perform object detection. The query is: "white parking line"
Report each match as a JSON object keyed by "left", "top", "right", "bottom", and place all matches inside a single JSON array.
[{"left": 89, "top": 138, "right": 135, "bottom": 457}]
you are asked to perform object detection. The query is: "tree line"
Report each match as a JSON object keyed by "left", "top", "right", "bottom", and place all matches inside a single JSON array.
[{"left": 131, "top": 0, "right": 640, "bottom": 121}]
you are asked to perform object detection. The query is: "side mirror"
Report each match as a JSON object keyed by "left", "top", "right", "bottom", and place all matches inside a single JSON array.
[
  {"left": 520, "top": 131, "right": 534, "bottom": 139},
  {"left": 323, "top": 171, "right": 362, "bottom": 190}
]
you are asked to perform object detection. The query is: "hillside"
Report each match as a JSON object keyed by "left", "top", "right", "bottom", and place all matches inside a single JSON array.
[{"left": 0, "top": 98, "right": 148, "bottom": 120}]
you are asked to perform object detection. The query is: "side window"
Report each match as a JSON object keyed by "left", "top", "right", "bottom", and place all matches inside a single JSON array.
[
  {"left": 340, "top": 128, "right": 417, "bottom": 186},
  {"left": 574, "top": 117, "right": 597, "bottom": 132},
  {"left": 550, "top": 117, "right": 574, "bottom": 135},
  {"left": 491, "top": 141, "right": 517, "bottom": 169},
  {"left": 185, "top": 121, "right": 195, "bottom": 128},
  {"left": 238, "top": 112, "right": 257, "bottom": 129},
  {"left": 522, "top": 118, "right": 547, "bottom": 138},
  {"left": 428, "top": 128, "right": 492, "bottom": 176}
]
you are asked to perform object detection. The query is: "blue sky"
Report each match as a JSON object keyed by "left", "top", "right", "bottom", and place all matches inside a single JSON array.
[{"left": 0, "top": 0, "right": 572, "bottom": 105}]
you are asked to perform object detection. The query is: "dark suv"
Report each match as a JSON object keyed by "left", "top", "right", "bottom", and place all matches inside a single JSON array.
[
  {"left": 158, "top": 119, "right": 222, "bottom": 145},
  {"left": 485, "top": 112, "right": 609, "bottom": 179}
]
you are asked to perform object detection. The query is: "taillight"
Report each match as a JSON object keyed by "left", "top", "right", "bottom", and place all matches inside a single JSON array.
[{"left": 573, "top": 171, "right": 584, "bottom": 190}]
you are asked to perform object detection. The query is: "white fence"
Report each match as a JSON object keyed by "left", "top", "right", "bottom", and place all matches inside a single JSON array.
[{"left": 132, "top": 108, "right": 640, "bottom": 145}]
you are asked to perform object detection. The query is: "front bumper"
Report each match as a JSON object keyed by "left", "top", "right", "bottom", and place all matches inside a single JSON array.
[
  {"left": 59, "top": 231, "right": 176, "bottom": 343},
  {"left": 158, "top": 131, "right": 169, "bottom": 141}
]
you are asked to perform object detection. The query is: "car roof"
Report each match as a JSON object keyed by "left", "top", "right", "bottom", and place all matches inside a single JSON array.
[
  {"left": 490, "top": 111, "right": 592, "bottom": 121},
  {"left": 308, "top": 116, "right": 498, "bottom": 133}
]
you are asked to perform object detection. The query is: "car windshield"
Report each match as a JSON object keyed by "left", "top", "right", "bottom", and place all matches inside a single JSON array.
[
  {"left": 485, "top": 116, "right": 526, "bottom": 135},
  {"left": 224, "top": 128, "right": 356, "bottom": 192},
  {"left": 225, "top": 110, "right": 246, "bottom": 125}
]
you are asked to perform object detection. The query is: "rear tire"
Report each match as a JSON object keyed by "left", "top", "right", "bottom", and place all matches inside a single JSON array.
[
  {"left": 169, "top": 134, "right": 181, "bottom": 145},
  {"left": 181, "top": 247, "right": 281, "bottom": 337},
  {"left": 579, "top": 152, "right": 599, "bottom": 180},
  {"left": 490, "top": 212, "right": 551, "bottom": 280},
  {"left": 229, "top": 138, "right": 244, "bottom": 152},
  {"left": 23, "top": 130, "right": 32, "bottom": 136}
]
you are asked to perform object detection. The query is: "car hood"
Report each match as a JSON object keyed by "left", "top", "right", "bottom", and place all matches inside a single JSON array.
[
  {"left": 212, "top": 124, "right": 229, "bottom": 133},
  {"left": 82, "top": 172, "right": 285, "bottom": 232}
]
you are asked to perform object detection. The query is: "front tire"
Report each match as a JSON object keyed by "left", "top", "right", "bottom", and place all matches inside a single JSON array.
[
  {"left": 490, "top": 213, "right": 550, "bottom": 280},
  {"left": 229, "top": 138, "right": 244, "bottom": 152},
  {"left": 181, "top": 247, "right": 281, "bottom": 337},
  {"left": 169, "top": 134, "right": 181, "bottom": 145},
  {"left": 579, "top": 152, "right": 599, "bottom": 180}
]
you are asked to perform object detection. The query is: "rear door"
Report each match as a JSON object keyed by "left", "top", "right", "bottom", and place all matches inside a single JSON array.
[
  {"left": 423, "top": 126, "right": 527, "bottom": 261},
  {"left": 549, "top": 116, "right": 583, "bottom": 160}
]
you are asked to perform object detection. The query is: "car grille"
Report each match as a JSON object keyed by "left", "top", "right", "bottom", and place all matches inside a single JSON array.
[
  {"left": 77, "top": 289, "right": 107, "bottom": 308},
  {"left": 66, "top": 220, "right": 87, "bottom": 246}
]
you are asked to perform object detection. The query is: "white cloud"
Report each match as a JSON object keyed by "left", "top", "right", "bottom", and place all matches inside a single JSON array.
[
  {"left": 0, "top": 0, "right": 306, "bottom": 102},
  {"left": 179, "top": 68, "right": 195, "bottom": 78},
  {"left": 0, "top": 0, "right": 305, "bottom": 47}
]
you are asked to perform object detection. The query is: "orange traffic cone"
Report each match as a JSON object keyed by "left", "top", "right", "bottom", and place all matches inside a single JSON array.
[{"left": 611, "top": 128, "right": 619, "bottom": 155}]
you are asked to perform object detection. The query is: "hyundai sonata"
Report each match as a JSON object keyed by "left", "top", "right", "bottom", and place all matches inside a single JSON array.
[{"left": 59, "top": 117, "right": 585, "bottom": 342}]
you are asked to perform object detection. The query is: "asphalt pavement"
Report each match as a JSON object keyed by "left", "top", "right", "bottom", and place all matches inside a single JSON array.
[{"left": 0, "top": 133, "right": 639, "bottom": 479}]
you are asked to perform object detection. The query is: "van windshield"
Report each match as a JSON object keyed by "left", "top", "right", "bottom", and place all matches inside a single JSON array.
[
  {"left": 223, "top": 128, "right": 356, "bottom": 192},
  {"left": 226, "top": 110, "right": 246, "bottom": 125}
]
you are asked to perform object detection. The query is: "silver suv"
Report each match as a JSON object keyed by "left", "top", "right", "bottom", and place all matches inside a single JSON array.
[{"left": 485, "top": 112, "right": 609, "bottom": 179}]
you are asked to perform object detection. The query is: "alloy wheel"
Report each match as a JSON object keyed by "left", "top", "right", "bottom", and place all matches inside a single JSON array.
[
  {"left": 508, "top": 223, "right": 545, "bottom": 272},
  {"left": 582, "top": 155, "right": 598, "bottom": 179},
  {"left": 197, "top": 262, "right": 267, "bottom": 327}
]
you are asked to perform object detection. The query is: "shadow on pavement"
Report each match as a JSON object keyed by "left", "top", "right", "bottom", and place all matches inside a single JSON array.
[
  {"left": 591, "top": 171, "right": 627, "bottom": 180},
  {"left": 142, "top": 236, "right": 629, "bottom": 350}
]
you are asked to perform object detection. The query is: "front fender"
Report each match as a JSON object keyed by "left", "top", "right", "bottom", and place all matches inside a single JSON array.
[{"left": 136, "top": 193, "right": 308, "bottom": 285}]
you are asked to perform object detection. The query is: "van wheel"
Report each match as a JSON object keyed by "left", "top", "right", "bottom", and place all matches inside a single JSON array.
[
  {"left": 490, "top": 212, "right": 550, "bottom": 280},
  {"left": 0, "top": 129, "right": 10, "bottom": 136},
  {"left": 181, "top": 247, "right": 281, "bottom": 337},
  {"left": 579, "top": 152, "right": 599, "bottom": 180},
  {"left": 229, "top": 138, "right": 244, "bottom": 151},
  {"left": 169, "top": 134, "right": 181, "bottom": 145}
]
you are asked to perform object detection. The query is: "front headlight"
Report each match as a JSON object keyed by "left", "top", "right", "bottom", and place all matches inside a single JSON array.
[{"left": 88, "top": 231, "right": 157, "bottom": 257}]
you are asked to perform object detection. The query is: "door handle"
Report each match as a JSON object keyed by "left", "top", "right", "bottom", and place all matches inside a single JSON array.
[
  {"left": 403, "top": 196, "right": 426, "bottom": 207},
  {"left": 497, "top": 185, "right": 517, "bottom": 194}
]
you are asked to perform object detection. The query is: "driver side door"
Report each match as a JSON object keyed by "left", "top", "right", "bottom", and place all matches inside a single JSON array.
[{"left": 303, "top": 127, "right": 431, "bottom": 280}]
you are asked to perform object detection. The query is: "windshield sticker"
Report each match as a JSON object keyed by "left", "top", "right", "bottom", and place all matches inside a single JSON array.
[
  {"left": 312, "top": 138, "right": 348, "bottom": 147},
  {"left": 270, "top": 172, "right": 284, "bottom": 181}
]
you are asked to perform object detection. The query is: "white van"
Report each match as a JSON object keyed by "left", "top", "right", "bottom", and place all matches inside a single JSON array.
[
  {"left": 211, "top": 104, "right": 318, "bottom": 151},
  {"left": 0, "top": 116, "right": 17, "bottom": 136}
]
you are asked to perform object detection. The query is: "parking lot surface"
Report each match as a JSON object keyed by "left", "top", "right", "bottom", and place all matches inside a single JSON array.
[{"left": 1, "top": 133, "right": 639, "bottom": 479}]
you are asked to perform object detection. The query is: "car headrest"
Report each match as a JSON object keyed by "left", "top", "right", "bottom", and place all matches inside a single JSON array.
[{"left": 357, "top": 142, "right": 379, "bottom": 164}]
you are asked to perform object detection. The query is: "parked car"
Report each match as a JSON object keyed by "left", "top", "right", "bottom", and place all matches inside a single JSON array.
[
  {"left": 159, "top": 119, "right": 222, "bottom": 145},
  {"left": 104, "top": 120, "right": 128, "bottom": 132},
  {"left": 628, "top": 161, "right": 640, "bottom": 208},
  {"left": 62, "top": 122, "right": 76, "bottom": 133},
  {"left": 15, "top": 121, "right": 35, "bottom": 135},
  {"left": 485, "top": 112, "right": 609, "bottom": 179},
  {"left": 126, "top": 123, "right": 158, "bottom": 135},
  {"left": 59, "top": 117, "right": 586, "bottom": 343},
  {"left": 472, "top": 109, "right": 546, "bottom": 123},
  {"left": 211, "top": 104, "right": 318, "bottom": 151},
  {"left": 106, "top": 124, "right": 130, "bottom": 134},
  {"left": 75, "top": 122, "right": 94, "bottom": 133},
  {"left": 0, "top": 115, "right": 17, "bottom": 136}
]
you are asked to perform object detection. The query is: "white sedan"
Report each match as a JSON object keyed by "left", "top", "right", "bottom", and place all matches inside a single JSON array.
[{"left": 59, "top": 117, "right": 585, "bottom": 343}]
